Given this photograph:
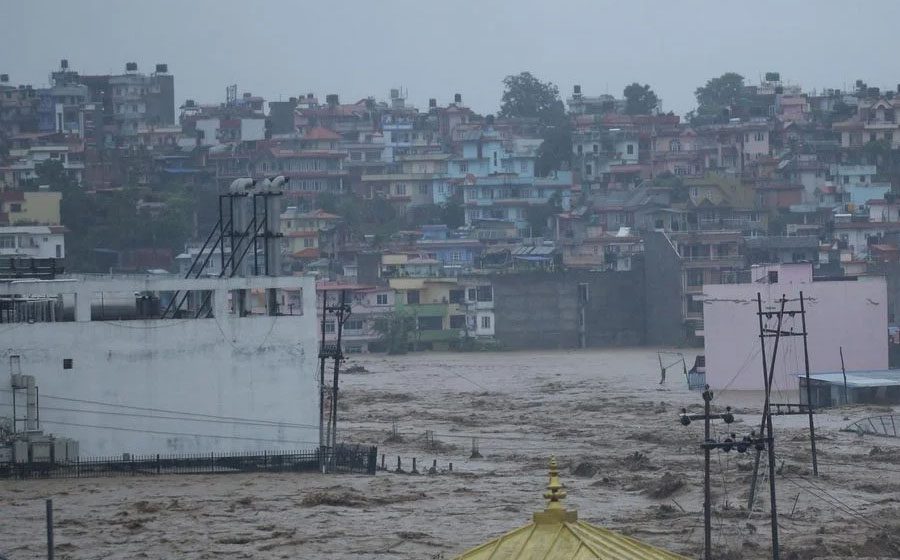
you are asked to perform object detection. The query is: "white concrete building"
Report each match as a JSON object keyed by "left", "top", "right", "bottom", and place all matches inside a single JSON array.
[
  {"left": 703, "top": 263, "right": 888, "bottom": 391},
  {"left": 0, "top": 226, "right": 65, "bottom": 259},
  {"left": 0, "top": 274, "right": 319, "bottom": 456}
]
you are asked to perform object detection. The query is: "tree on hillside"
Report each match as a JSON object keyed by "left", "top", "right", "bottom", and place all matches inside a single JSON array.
[
  {"left": 525, "top": 191, "right": 563, "bottom": 237},
  {"left": 694, "top": 72, "right": 745, "bottom": 118},
  {"left": 623, "top": 83, "right": 659, "bottom": 115},
  {"left": 535, "top": 122, "right": 572, "bottom": 177},
  {"left": 499, "top": 72, "right": 566, "bottom": 125}
]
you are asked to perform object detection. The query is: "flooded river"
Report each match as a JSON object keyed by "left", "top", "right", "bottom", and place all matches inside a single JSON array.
[{"left": 2, "top": 348, "right": 899, "bottom": 559}]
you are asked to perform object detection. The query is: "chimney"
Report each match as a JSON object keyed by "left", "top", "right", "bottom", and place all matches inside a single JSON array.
[
  {"left": 429, "top": 98, "right": 437, "bottom": 109},
  {"left": 0, "top": 74, "right": 8, "bottom": 83},
  {"left": 326, "top": 93, "right": 339, "bottom": 105},
  {"left": 574, "top": 84, "right": 581, "bottom": 94},
  {"left": 60, "top": 59, "right": 69, "bottom": 69},
  {"left": 454, "top": 93, "right": 462, "bottom": 104},
  {"left": 125, "top": 62, "right": 138, "bottom": 72},
  {"left": 155, "top": 63, "right": 168, "bottom": 73}
]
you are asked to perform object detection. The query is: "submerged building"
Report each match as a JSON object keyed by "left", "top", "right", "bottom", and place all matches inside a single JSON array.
[
  {"left": 1, "top": 177, "right": 320, "bottom": 457},
  {"left": 702, "top": 262, "right": 888, "bottom": 391},
  {"left": 453, "top": 457, "right": 688, "bottom": 559},
  {"left": 0, "top": 274, "right": 318, "bottom": 456}
]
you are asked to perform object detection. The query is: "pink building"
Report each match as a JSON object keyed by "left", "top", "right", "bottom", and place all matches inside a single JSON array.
[{"left": 703, "top": 263, "right": 888, "bottom": 391}]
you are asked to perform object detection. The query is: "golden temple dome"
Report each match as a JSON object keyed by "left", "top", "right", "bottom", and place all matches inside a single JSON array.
[{"left": 453, "top": 457, "right": 689, "bottom": 560}]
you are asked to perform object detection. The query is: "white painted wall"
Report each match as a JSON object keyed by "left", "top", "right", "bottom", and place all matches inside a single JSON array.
[
  {"left": 0, "top": 276, "right": 319, "bottom": 456},
  {"left": 703, "top": 277, "right": 887, "bottom": 391},
  {"left": 195, "top": 118, "right": 220, "bottom": 147},
  {"left": 241, "top": 118, "right": 266, "bottom": 142}
]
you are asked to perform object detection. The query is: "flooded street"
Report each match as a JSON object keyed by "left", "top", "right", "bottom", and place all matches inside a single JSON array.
[{"left": 3, "top": 348, "right": 900, "bottom": 559}]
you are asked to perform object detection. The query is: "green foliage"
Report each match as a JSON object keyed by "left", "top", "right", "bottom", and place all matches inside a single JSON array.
[
  {"left": 623, "top": 83, "right": 659, "bottom": 115},
  {"left": 536, "top": 122, "right": 573, "bottom": 177},
  {"left": 694, "top": 72, "right": 745, "bottom": 118},
  {"left": 525, "top": 191, "right": 563, "bottom": 237},
  {"left": 372, "top": 312, "right": 412, "bottom": 355},
  {"left": 650, "top": 171, "right": 689, "bottom": 203},
  {"left": 34, "top": 160, "right": 200, "bottom": 272},
  {"left": 499, "top": 71, "right": 566, "bottom": 125}
]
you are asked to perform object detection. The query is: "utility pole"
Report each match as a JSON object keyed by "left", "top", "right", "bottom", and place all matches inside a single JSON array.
[
  {"left": 317, "top": 289, "right": 350, "bottom": 472},
  {"left": 318, "top": 289, "right": 328, "bottom": 473},
  {"left": 753, "top": 292, "right": 785, "bottom": 560},
  {"left": 328, "top": 290, "right": 350, "bottom": 469},
  {"left": 678, "top": 388, "right": 736, "bottom": 560},
  {"left": 799, "top": 291, "right": 818, "bottom": 476},
  {"left": 839, "top": 346, "right": 848, "bottom": 406}
]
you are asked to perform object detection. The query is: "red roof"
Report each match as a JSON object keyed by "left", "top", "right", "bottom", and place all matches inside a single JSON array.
[
  {"left": 303, "top": 126, "right": 341, "bottom": 141},
  {"left": 291, "top": 248, "right": 320, "bottom": 258}
]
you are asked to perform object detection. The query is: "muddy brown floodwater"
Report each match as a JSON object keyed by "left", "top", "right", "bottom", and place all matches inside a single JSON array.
[{"left": 2, "top": 349, "right": 900, "bottom": 559}]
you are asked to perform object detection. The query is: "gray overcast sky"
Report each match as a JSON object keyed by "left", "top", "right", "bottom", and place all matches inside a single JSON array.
[{"left": 5, "top": 0, "right": 899, "bottom": 117}]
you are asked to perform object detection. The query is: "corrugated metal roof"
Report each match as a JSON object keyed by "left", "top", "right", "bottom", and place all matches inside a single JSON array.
[{"left": 803, "top": 371, "right": 900, "bottom": 388}]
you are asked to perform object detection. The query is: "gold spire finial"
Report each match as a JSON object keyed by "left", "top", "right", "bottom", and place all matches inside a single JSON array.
[{"left": 542, "top": 455, "right": 567, "bottom": 510}]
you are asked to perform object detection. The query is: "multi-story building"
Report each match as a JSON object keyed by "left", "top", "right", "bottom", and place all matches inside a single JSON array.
[
  {"left": 280, "top": 208, "right": 343, "bottom": 265},
  {"left": 0, "top": 225, "right": 65, "bottom": 259},
  {"left": 0, "top": 191, "right": 61, "bottom": 226},
  {"left": 834, "top": 96, "right": 899, "bottom": 149},
  {"left": 317, "top": 281, "right": 394, "bottom": 353},
  {"left": 109, "top": 63, "right": 175, "bottom": 137},
  {"left": 667, "top": 230, "right": 745, "bottom": 339},
  {"left": 0, "top": 144, "right": 84, "bottom": 189}
]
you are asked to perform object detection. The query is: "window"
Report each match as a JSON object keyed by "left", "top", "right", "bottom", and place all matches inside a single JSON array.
[
  {"left": 481, "top": 315, "right": 491, "bottom": 329},
  {"left": 669, "top": 139, "right": 681, "bottom": 152},
  {"left": 346, "top": 319, "right": 364, "bottom": 331},
  {"left": 417, "top": 316, "right": 442, "bottom": 330},
  {"left": 767, "top": 270, "right": 779, "bottom": 284},
  {"left": 870, "top": 133, "right": 877, "bottom": 143},
  {"left": 459, "top": 162, "right": 468, "bottom": 173},
  {"left": 519, "top": 161, "right": 528, "bottom": 173},
  {"left": 467, "top": 288, "right": 476, "bottom": 301},
  {"left": 63, "top": 358, "right": 73, "bottom": 370},
  {"left": 451, "top": 251, "right": 461, "bottom": 262},
  {"left": 376, "top": 293, "right": 388, "bottom": 305},
  {"left": 350, "top": 151, "right": 362, "bottom": 161},
  {"left": 55, "top": 244, "right": 62, "bottom": 259},
  {"left": 584, "top": 164, "right": 592, "bottom": 176},
  {"left": 449, "top": 314, "right": 466, "bottom": 329},
  {"left": 0, "top": 236, "right": 14, "bottom": 249},
  {"left": 303, "top": 238, "right": 314, "bottom": 248},
  {"left": 755, "top": 132, "right": 765, "bottom": 142},
  {"left": 324, "top": 321, "right": 336, "bottom": 333},
  {"left": 577, "top": 144, "right": 583, "bottom": 155},
  {"left": 418, "top": 184, "right": 428, "bottom": 195},
  {"left": 406, "top": 290, "right": 420, "bottom": 304},
  {"left": 687, "top": 269, "right": 704, "bottom": 287},
  {"left": 626, "top": 144, "right": 634, "bottom": 155},
  {"left": 9, "top": 203, "right": 22, "bottom": 212},
  {"left": 886, "top": 132, "right": 894, "bottom": 143},
  {"left": 395, "top": 184, "right": 407, "bottom": 195},
  {"left": 476, "top": 285, "right": 493, "bottom": 302},
  {"left": 578, "top": 283, "right": 589, "bottom": 303},
  {"left": 449, "top": 289, "right": 464, "bottom": 304},
  {"left": 843, "top": 176, "right": 850, "bottom": 184},
  {"left": 493, "top": 151, "right": 498, "bottom": 166}
]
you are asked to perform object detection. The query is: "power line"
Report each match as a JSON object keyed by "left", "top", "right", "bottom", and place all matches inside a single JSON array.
[
  {"left": 38, "top": 419, "right": 320, "bottom": 446},
  {"left": 0, "top": 389, "right": 318, "bottom": 429},
  {"left": 0, "top": 402, "right": 318, "bottom": 430}
]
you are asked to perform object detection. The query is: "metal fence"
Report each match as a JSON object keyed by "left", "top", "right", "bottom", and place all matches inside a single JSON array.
[{"left": 1, "top": 445, "right": 378, "bottom": 480}]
